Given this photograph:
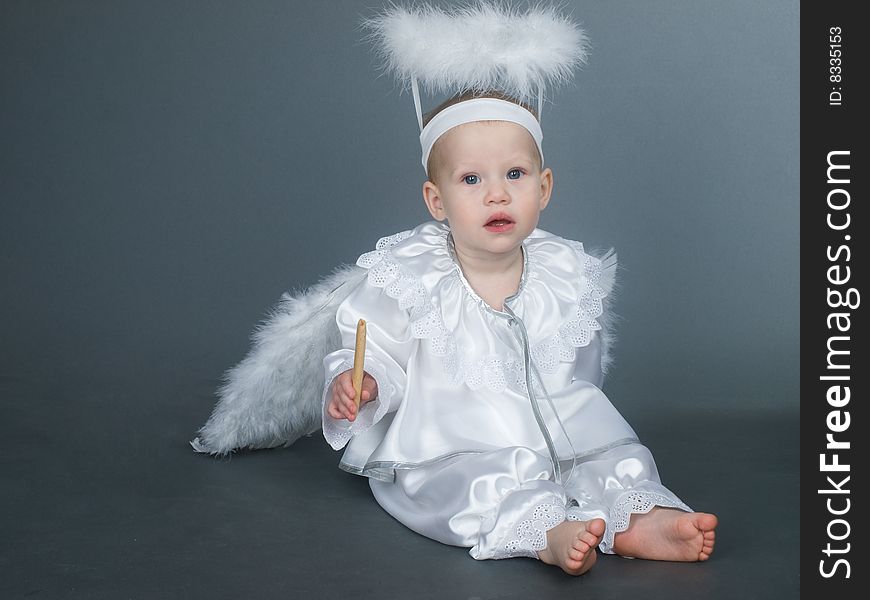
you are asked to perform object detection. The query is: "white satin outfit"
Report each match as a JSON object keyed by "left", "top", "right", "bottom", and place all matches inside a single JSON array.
[{"left": 321, "top": 221, "right": 690, "bottom": 560}]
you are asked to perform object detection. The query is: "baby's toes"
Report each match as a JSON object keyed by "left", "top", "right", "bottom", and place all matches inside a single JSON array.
[
  {"left": 586, "top": 518, "right": 606, "bottom": 538},
  {"left": 578, "top": 530, "right": 601, "bottom": 548}
]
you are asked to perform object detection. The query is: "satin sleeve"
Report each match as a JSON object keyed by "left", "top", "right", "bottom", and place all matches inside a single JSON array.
[{"left": 321, "top": 279, "right": 414, "bottom": 450}]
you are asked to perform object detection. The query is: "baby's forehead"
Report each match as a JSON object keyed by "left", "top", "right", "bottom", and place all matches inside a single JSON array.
[
  {"left": 440, "top": 120, "right": 539, "bottom": 155},
  {"left": 427, "top": 119, "right": 543, "bottom": 180}
]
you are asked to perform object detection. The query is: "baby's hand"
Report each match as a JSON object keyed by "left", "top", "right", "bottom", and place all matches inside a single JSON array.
[{"left": 327, "top": 369, "right": 378, "bottom": 422}]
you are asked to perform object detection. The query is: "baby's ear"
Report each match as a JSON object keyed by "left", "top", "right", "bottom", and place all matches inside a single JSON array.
[
  {"left": 538, "top": 167, "right": 554, "bottom": 209},
  {"left": 422, "top": 180, "right": 446, "bottom": 221}
]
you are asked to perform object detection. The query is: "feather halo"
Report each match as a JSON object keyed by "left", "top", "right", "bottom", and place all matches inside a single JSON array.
[{"left": 364, "top": 1, "right": 589, "bottom": 104}]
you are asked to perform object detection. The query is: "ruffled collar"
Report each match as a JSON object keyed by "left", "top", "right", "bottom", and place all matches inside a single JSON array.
[{"left": 356, "top": 220, "right": 611, "bottom": 391}]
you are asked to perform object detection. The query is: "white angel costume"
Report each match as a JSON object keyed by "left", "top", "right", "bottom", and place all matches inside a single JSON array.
[
  {"left": 190, "top": 3, "right": 693, "bottom": 564},
  {"left": 321, "top": 220, "right": 690, "bottom": 560}
]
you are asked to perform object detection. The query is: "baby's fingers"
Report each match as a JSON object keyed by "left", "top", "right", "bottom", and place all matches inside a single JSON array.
[
  {"left": 343, "top": 380, "right": 368, "bottom": 408},
  {"left": 338, "top": 389, "right": 359, "bottom": 421},
  {"left": 327, "top": 400, "right": 344, "bottom": 420},
  {"left": 328, "top": 398, "right": 355, "bottom": 422},
  {"left": 342, "top": 376, "right": 355, "bottom": 397}
]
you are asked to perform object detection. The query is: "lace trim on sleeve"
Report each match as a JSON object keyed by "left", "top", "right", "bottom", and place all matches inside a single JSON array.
[
  {"left": 321, "top": 356, "right": 399, "bottom": 451},
  {"left": 493, "top": 501, "right": 567, "bottom": 560}
]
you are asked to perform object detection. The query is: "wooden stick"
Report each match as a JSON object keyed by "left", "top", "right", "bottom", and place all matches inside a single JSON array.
[{"left": 352, "top": 319, "right": 367, "bottom": 408}]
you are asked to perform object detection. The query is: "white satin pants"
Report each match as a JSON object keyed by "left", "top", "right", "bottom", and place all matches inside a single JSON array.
[{"left": 369, "top": 441, "right": 691, "bottom": 560}]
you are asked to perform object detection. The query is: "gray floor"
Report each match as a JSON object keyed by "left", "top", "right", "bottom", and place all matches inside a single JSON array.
[{"left": 1, "top": 373, "right": 799, "bottom": 599}]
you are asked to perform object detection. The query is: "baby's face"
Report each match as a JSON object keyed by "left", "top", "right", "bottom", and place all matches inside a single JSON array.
[{"left": 423, "top": 120, "right": 552, "bottom": 261}]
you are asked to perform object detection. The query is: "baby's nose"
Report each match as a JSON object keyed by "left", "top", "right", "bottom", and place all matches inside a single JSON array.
[{"left": 484, "top": 184, "right": 511, "bottom": 203}]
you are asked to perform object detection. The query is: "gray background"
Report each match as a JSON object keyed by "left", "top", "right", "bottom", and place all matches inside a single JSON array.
[{"left": 1, "top": 1, "right": 799, "bottom": 598}]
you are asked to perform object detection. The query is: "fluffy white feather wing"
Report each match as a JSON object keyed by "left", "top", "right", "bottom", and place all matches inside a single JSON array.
[{"left": 191, "top": 264, "right": 367, "bottom": 455}]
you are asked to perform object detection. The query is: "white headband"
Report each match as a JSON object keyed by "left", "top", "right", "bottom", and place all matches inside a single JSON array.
[{"left": 419, "top": 97, "right": 544, "bottom": 174}]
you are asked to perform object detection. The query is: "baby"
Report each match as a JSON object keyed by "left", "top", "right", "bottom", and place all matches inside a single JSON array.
[
  {"left": 324, "top": 92, "right": 717, "bottom": 575},
  {"left": 185, "top": 2, "right": 717, "bottom": 578}
]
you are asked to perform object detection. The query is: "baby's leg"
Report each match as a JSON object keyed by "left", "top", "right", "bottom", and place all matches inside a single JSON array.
[
  {"left": 562, "top": 442, "right": 716, "bottom": 560},
  {"left": 612, "top": 508, "right": 717, "bottom": 561},
  {"left": 370, "top": 446, "right": 601, "bottom": 574}
]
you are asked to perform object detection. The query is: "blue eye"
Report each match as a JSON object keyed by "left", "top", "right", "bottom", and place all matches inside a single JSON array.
[
  {"left": 463, "top": 174, "right": 479, "bottom": 185},
  {"left": 507, "top": 169, "right": 523, "bottom": 180}
]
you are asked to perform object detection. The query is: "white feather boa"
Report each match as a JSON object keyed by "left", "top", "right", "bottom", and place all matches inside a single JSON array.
[
  {"left": 190, "top": 265, "right": 367, "bottom": 455},
  {"left": 364, "top": 1, "right": 589, "bottom": 103}
]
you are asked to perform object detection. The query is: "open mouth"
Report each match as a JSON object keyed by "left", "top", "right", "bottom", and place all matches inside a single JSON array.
[
  {"left": 484, "top": 214, "right": 515, "bottom": 227},
  {"left": 484, "top": 215, "right": 516, "bottom": 232}
]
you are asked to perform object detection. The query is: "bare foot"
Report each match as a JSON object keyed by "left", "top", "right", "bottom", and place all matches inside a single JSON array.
[
  {"left": 612, "top": 508, "right": 717, "bottom": 561},
  {"left": 537, "top": 518, "right": 605, "bottom": 576}
]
